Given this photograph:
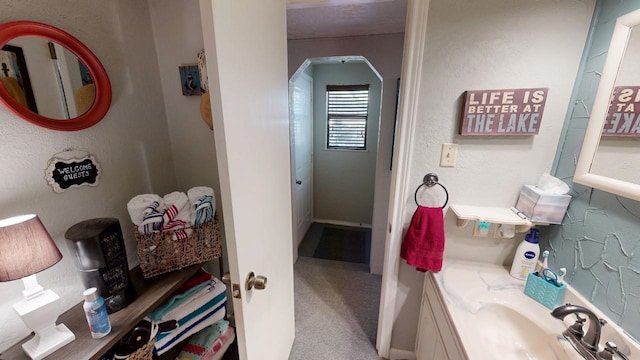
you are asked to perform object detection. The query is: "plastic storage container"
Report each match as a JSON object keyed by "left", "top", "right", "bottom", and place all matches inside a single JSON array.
[{"left": 515, "top": 185, "right": 571, "bottom": 224}]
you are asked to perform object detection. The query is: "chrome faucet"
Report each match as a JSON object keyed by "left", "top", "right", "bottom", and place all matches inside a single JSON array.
[
  {"left": 551, "top": 304, "right": 608, "bottom": 359},
  {"left": 552, "top": 304, "right": 604, "bottom": 350}
]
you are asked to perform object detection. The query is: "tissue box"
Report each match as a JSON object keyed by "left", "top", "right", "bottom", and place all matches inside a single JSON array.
[
  {"left": 515, "top": 185, "right": 571, "bottom": 224},
  {"left": 524, "top": 272, "right": 566, "bottom": 310}
]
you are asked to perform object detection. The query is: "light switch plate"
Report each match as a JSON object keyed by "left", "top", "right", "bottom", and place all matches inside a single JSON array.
[{"left": 440, "top": 143, "right": 458, "bottom": 167}]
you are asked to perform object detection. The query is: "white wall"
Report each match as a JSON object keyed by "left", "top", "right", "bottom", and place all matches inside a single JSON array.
[
  {"left": 312, "top": 62, "right": 381, "bottom": 225},
  {"left": 390, "top": 0, "right": 596, "bottom": 351},
  {"left": 147, "top": 1, "right": 226, "bottom": 279},
  {"left": 289, "top": 34, "right": 404, "bottom": 274},
  {"left": 0, "top": 0, "right": 175, "bottom": 351}
]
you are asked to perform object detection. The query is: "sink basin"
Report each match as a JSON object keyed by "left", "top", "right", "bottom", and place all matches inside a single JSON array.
[
  {"left": 475, "top": 303, "right": 567, "bottom": 359},
  {"left": 432, "top": 260, "right": 639, "bottom": 360}
]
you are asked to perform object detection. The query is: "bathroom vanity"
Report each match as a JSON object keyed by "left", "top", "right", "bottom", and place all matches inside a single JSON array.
[{"left": 416, "top": 260, "right": 640, "bottom": 360}]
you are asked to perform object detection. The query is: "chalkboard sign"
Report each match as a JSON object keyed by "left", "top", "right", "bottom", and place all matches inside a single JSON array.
[{"left": 46, "top": 155, "right": 101, "bottom": 193}]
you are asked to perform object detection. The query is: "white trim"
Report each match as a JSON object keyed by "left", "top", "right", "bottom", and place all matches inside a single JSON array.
[
  {"left": 313, "top": 218, "right": 372, "bottom": 228},
  {"left": 376, "top": 0, "right": 430, "bottom": 358},
  {"left": 389, "top": 348, "right": 417, "bottom": 360},
  {"left": 573, "top": 7, "right": 640, "bottom": 202}
]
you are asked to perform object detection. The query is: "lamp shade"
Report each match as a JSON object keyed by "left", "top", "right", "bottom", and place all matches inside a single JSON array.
[{"left": 0, "top": 214, "right": 62, "bottom": 282}]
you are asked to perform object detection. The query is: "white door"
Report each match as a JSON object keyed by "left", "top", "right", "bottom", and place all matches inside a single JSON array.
[
  {"left": 199, "top": 1, "right": 295, "bottom": 359},
  {"left": 290, "top": 73, "right": 313, "bottom": 258}
]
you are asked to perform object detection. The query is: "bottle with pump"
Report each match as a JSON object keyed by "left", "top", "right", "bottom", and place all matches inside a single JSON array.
[
  {"left": 83, "top": 287, "right": 112, "bottom": 338},
  {"left": 510, "top": 227, "right": 540, "bottom": 280}
]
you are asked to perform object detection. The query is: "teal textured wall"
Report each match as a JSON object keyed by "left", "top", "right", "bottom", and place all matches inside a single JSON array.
[{"left": 543, "top": 0, "right": 640, "bottom": 343}]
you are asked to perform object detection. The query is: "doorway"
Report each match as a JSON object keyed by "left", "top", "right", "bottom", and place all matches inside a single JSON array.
[{"left": 290, "top": 56, "right": 382, "bottom": 266}]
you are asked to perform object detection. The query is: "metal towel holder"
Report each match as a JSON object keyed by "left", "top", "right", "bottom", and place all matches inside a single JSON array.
[{"left": 414, "top": 173, "right": 449, "bottom": 208}]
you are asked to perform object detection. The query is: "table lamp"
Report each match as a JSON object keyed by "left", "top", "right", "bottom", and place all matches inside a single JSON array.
[{"left": 0, "top": 214, "right": 75, "bottom": 360}]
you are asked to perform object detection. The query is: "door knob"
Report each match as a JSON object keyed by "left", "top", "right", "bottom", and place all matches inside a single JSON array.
[
  {"left": 296, "top": 180, "right": 302, "bottom": 185},
  {"left": 245, "top": 272, "right": 267, "bottom": 291}
]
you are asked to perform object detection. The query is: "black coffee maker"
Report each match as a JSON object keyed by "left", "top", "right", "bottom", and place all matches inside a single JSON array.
[{"left": 65, "top": 218, "right": 136, "bottom": 313}]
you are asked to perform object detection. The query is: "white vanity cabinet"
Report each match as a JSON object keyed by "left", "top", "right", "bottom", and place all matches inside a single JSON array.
[{"left": 416, "top": 273, "right": 467, "bottom": 360}]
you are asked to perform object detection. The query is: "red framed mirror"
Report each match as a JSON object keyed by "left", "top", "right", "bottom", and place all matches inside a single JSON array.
[{"left": 0, "top": 21, "right": 111, "bottom": 131}]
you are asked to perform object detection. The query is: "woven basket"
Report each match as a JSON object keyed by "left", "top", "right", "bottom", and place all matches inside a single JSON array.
[
  {"left": 125, "top": 338, "right": 155, "bottom": 360},
  {"left": 134, "top": 214, "right": 222, "bottom": 278}
]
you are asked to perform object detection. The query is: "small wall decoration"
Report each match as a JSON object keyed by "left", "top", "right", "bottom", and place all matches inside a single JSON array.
[
  {"left": 179, "top": 64, "right": 203, "bottom": 96},
  {"left": 45, "top": 149, "right": 101, "bottom": 193},
  {"left": 460, "top": 88, "right": 548, "bottom": 135},
  {"left": 603, "top": 86, "right": 640, "bottom": 136}
]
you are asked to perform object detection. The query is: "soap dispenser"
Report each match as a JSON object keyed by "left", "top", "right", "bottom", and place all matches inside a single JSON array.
[{"left": 510, "top": 227, "right": 540, "bottom": 280}]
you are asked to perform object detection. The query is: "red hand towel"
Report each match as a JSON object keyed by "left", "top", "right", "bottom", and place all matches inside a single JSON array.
[{"left": 400, "top": 206, "right": 445, "bottom": 272}]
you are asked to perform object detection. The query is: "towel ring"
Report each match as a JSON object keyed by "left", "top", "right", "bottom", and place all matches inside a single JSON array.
[{"left": 414, "top": 173, "right": 449, "bottom": 208}]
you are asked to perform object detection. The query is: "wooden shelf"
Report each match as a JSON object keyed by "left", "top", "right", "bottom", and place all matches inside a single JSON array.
[{"left": 1, "top": 264, "right": 203, "bottom": 360}]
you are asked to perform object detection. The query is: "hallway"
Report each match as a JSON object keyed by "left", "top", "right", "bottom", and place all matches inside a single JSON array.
[{"left": 289, "top": 256, "right": 383, "bottom": 360}]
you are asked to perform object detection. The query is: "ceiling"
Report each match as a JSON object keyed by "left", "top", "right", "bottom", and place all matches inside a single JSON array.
[{"left": 286, "top": 0, "right": 407, "bottom": 40}]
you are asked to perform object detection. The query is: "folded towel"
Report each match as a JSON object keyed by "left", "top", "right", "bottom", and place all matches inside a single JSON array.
[
  {"left": 175, "top": 268, "right": 215, "bottom": 295},
  {"left": 163, "top": 191, "right": 193, "bottom": 240},
  {"left": 149, "top": 276, "right": 226, "bottom": 322},
  {"left": 400, "top": 206, "right": 445, "bottom": 272},
  {"left": 207, "top": 327, "right": 235, "bottom": 360},
  {"left": 127, "top": 194, "right": 165, "bottom": 226},
  {"left": 188, "top": 187, "right": 215, "bottom": 225},
  {"left": 154, "top": 298, "right": 227, "bottom": 355},
  {"left": 163, "top": 280, "right": 226, "bottom": 322},
  {"left": 176, "top": 320, "right": 229, "bottom": 360}
]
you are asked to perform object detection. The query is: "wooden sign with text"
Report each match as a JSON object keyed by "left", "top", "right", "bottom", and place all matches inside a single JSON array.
[
  {"left": 460, "top": 88, "right": 548, "bottom": 135},
  {"left": 603, "top": 86, "right": 640, "bottom": 136},
  {"left": 45, "top": 155, "right": 101, "bottom": 193}
]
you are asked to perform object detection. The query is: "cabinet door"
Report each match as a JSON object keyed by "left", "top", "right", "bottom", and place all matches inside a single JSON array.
[
  {"left": 420, "top": 274, "right": 467, "bottom": 360},
  {"left": 416, "top": 296, "right": 447, "bottom": 360}
]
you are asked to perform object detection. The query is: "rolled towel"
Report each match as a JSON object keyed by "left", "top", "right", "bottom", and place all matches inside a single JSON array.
[
  {"left": 163, "top": 191, "right": 193, "bottom": 240},
  {"left": 188, "top": 187, "right": 216, "bottom": 225},
  {"left": 139, "top": 200, "right": 165, "bottom": 234},
  {"left": 127, "top": 194, "right": 165, "bottom": 226}
]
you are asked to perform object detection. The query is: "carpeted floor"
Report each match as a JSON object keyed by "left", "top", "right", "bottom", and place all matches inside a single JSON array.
[{"left": 289, "top": 256, "right": 383, "bottom": 360}]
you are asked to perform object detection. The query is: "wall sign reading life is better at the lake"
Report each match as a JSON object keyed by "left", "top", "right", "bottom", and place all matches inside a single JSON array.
[
  {"left": 603, "top": 86, "right": 640, "bottom": 136},
  {"left": 460, "top": 88, "right": 548, "bottom": 135}
]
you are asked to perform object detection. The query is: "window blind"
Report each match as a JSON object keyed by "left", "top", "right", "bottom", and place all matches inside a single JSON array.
[{"left": 326, "top": 85, "right": 370, "bottom": 150}]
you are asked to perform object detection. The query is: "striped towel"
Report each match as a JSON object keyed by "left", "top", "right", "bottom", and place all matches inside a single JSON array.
[
  {"left": 140, "top": 200, "right": 164, "bottom": 234},
  {"left": 188, "top": 187, "right": 215, "bottom": 225},
  {"left": 163, "top": 192, "right": 192, "bottom": 240},
  {"left": 177, "top": 321, "right": 234, "bottom": 360},
  {"left": 194, "top": 195, "right": 214, "bottom": 225},
  {"left": 154, "top": 296, "right": 227, "bottom": 355}
]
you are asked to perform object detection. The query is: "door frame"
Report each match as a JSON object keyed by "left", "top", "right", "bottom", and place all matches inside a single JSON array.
[
  {"left": 289, "top": 70, "right": 314, "bottom": 262},
  {"left": 377, "top": 0, "right": 430, "bottom": 358}
]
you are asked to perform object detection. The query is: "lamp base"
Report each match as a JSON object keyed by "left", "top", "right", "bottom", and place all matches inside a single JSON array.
[
  {"left": 13, "top": 288, "right": 76, "bottom": 360},
  {"left": 22, "top": 323, "right": 75, "bottom": 360}
]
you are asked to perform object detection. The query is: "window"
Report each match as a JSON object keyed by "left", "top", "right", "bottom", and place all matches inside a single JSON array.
[{"left": 326, "top": 84, "right": 370, "bottom": 150}]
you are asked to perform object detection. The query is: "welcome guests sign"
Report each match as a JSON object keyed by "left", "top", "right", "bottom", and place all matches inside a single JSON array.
[{"left": 460, "top": 88, "right": 548, "bottom": 135}]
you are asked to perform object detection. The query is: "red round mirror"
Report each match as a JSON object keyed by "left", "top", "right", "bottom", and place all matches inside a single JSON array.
[{"left": 0, "top": 21, "right": 111, "bottom": 131}]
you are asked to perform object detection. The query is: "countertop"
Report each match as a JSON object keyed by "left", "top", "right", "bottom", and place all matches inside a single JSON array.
[{"left": 430, "top": 260, "right": 640, "bottom": 359}]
